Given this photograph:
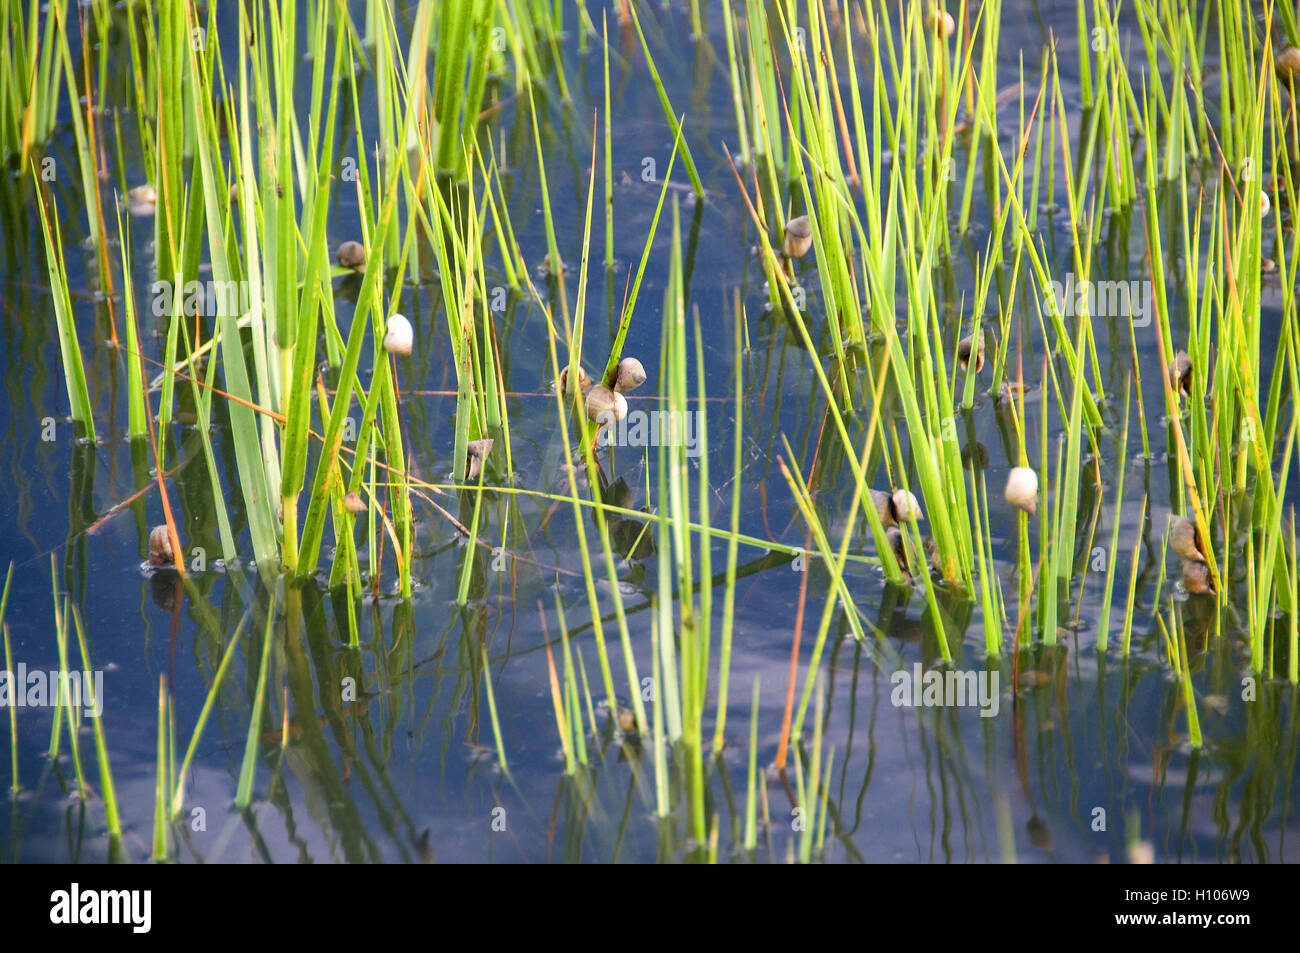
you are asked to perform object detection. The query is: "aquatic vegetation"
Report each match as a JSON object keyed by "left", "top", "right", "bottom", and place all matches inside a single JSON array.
[{"left": 2, "top": 0, "right": 1299, "bottom": 866}]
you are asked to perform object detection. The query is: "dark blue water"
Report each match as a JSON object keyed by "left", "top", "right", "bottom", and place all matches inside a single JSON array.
[{"left": 2, "top": 0, "right": 1298, "bottom": 863}]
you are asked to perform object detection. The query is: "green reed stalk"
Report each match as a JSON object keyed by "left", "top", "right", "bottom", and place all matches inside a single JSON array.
[
  {"left": 602, "top": 14, "right": 615, "bottom": 270},
  {"left": 71, "top": 607, "right": 119, "bottom": 843},
  {"left": 185, "top": 8, "right": 279, "bottom": 570},
  {"left": 543, "top": 611, "right": 575, "bottom": 775},
  {"left": 528, "top": 286, "right": 632, "bottom": 730},
  {"left": 1095, "top": 378, "right": 1132, "bottom": 654},
  {"left": 171, "top": 609, "right": 249, "bottom": 818},
  {"left": 601, "top": 135, "right": 680, "bottom": 389},
  {"left": 480, "top": 644, "right": 510, "bottom": 776},
  {"left": 1120, "top": 495, "right": 1147, "bottom": 657},
  {"left": 152, "top": 677, "right": 168, "bottom": 860},
  {"left": 235, "top": 598, "right": 275, "bottom": 810},
  {"left": 710, "top": 296, "right": 746, "bottom": 754},
  {"left": 743, "top": 677, "right": 760, "bottom": 852},
  {"left": 628, "top": 3, "right": 704, "bottom": 200},
  {"left": 34, "top": 185, "right": 95, "bottom": 441}
]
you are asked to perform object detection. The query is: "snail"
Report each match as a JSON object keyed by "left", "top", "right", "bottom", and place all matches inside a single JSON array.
[
  {"left": 957, "top": 333, "right": 984, "bottom": 373},
  {"left": 343, "top": 491, "right": 366, "bottom": 514},
  {"left": 783, "top": 215, "right": 813, "bottom": 259},
  {"left": 1027, "top": 816, "right": 1054, "bottom": 852},
  {"left": 1168, "top": 515, "right": 1206, "bottom": 563},
  {"left": 337, "top": 240, "right": 366, "bottom": 271},
  {"left": 383, "top": 313, "right": 413, "bottom": 356},
  {"left": 617, "top": 706, "right": 637, "bottom": 734},
  {"left": 1260, "top": 189, "right": 1271, "bottom": 218},
  {"left": 541, "top": 251, "right": 566, "bottom": 279},
  {"left": 585, "top": 384, "right": 628, "bottom": 425},
  {"left": 1181, "top": 560, "right": 1214, "bottom": 595},
  {"left": 885, "top": 526, "right": 910, "bottom": 573},
  {"left": 127, "top": 184, "right": 157, "bottom": 217},
  {"left": 870, "top": 488, "right": 924, "bottom": 527},
  {"left": 1005, "top": 466, "right": 1039, "bottom": 516},
  {"left": 558, "top": 365, "right": 591, "bottom": 394},
  {"left": 1167, "top": 350, "right": 1192, "bottom": 397},
  {"left": 1277, "top": 46, "right": 1300, "bottom": 78},
  {"left": 148, "top": 524, "right": 175, "bottom": 567},
  {"left": 465, "top": 438, "right": 494, "bottom": 481},
  {"left": 928, "top": 8, "right": 955, "bottom": 38},
  {"left": 614, "top": 357, "right": 646, "bottom": 394},
  {"left": 925, "top": 537, "right": 945, "bottom": 575}
]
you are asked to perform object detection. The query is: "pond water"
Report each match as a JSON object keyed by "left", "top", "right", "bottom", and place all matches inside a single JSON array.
[{"left": 2, "top": 0, "right": 1298, "bottom": 863}]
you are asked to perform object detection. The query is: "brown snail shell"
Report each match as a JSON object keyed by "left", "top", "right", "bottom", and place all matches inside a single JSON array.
[
  {"left": 617, "top": 707, "right": 637, "bottom": 733},
  {"left": 1277, "top": 46, "right": 1300, "bottom": 78},
  {"left": 466, "top": 438, "right": 494, "bottom": 481},
  {"left": 1181, "top": 560, "right": 1214, "bottom": 595},
  {"left": 957, "top": 333, "right": 984, "bottom": 373},
  {"left": 337, "top": 240, "right": 366, "bottom": 271},
  {"left": 1169, "top": 516, "right": 1206, "bottom": 563},
  {"left": 928, "top": 8, "right": 955, "bottom": 37},
  {"left": 614, "top": 357, "right": 646, "bottom": 394},
  {"left": 585, "top": 385, "right": 628, "bottom": 424},
  {"left": 558, "top": 365, "right": 591, "bottom": 394},
  {"left": 871, "top": 488, "right": 924, "bottom": 527},
  {"left": 885, "top": 526, "right": 910, "bottom": 573},
  {"left": 891, "top": 489, "right": 923, "bottom": 522},
  {"left": 148, "top": 524, "right": 174, "bottom": 567},
  {"left": 1167, "top": 350, "right": 1192, "bottom": 397},
  {"left": 925, "top": 537, "right": 945, "bottom": 575},
  {"left": 783, "top": 215, "right": 813, "bottom": 259}
]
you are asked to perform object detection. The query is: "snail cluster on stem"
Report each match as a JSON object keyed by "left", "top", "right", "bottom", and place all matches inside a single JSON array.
[{"left": 871, "top": 488, "right": 924, "bottom": 527}]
